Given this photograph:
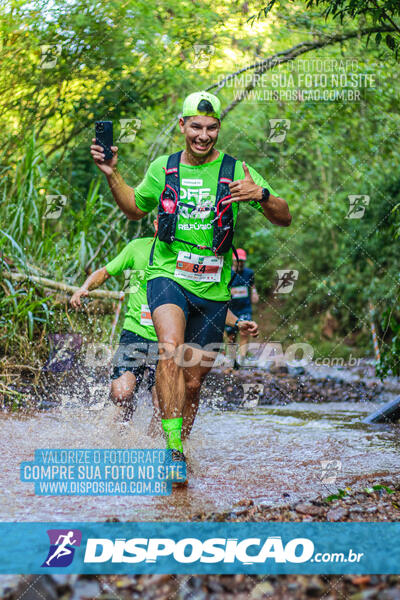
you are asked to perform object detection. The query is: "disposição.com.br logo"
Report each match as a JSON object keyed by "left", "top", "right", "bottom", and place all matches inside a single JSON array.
[{"left": 41, "top": 529, "right": 82, "bottom": 567}]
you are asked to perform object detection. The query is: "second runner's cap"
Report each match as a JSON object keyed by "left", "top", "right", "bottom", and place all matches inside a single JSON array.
[
  {"left": 182, "top": 91, "right": 221, "bottom": 120},
  {"left": 234, "top": 248, "right": 247, "bottom": 261}
]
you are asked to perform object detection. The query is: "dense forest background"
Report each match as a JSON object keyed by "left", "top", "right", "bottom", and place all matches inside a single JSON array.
[{"left": 1, "top": 0, "right": 399, "bottom": 393}]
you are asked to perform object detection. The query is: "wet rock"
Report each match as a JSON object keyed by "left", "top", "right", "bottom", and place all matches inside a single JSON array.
[
  {"left": 219, "top": 575, "right": 243, "bottom": 591},
  {"left": 207, "top": 579, "right": 224, "bottom": 593},
  {"left": 230, "top": 507, "right": 249, "bottom": 517},
  {"left": 237, "top": 499, "right": 254, "bottom": 507},
  {"left": 38, "top": 400, "right": 59, "bottom": 410},
  {"left": 349, "top": 506, "right": 364, "bottom": 514},
  {"left": 287, "top": 365, "right": 305, "bottom": 376},
  {"left": 306, "top": 576, "right": 325, "bottom": 597},
  {"left": 326, "top": 507, "right": 348, "bottom": 521},
  {"left": 295, "top": 502, "right": 325, "bottom": 516},
  {"left": 10, "top": 576, "right": 59, "bottom": 600},
  {"left": 70, "top": 579, "right": 101, "bottom": 600},
  {"left": 50, "top": 574, "right": 77, "bottom": 587},
  {"left": 250, "top": 581, "right": 274, "bottom": 598},
  {"left": 287, "top": 582, "right": 299, "bottom": 590},
  {"left": 379, "top": 588, "right": 400, "bottom": 600},
  {"left": 204, "top": 368, "right": 385, "bottom": 409},
  {"left": 269, "top": 365, "right": 289, "bottom": 375},
  {"left": 12, "top": 571, "right": 399, "bottom": 600},
  {"left": 186, "top": 592, "right": 207, "bottom": 600},
  {"left": 350, "top": 591, "right": 379, "bottom": 600},
  {"left": 140, "top": 574, "right": 172, "bottom": 589},
  {"left": 114, "top": 576, "right": 135, "bottom": 589},
  {"left": 381, "top": 590, "right": 400, "bottom": 600}
]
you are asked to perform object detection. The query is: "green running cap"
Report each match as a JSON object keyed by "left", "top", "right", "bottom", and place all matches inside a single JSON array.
[{"left": 182, "top": 91, "right": 221, "bottom": 120}]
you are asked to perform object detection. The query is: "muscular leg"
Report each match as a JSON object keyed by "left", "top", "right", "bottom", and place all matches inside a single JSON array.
[
  {"left": 182, "top": 378, "right": 202, "bottom": 439},
  {"left": 152, "top": 304, "right": 186, "bottom": 450},
  {"left": 182, "top": 346, "right": 217, "bottom": 439},
  {"left": 110, "top": 371, "right": 137, "bottom": 421}
]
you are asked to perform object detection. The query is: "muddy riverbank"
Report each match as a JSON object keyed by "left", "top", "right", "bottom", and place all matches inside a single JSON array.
[{"left": 1, "top": 362, "right": 399, "bottom": 598}]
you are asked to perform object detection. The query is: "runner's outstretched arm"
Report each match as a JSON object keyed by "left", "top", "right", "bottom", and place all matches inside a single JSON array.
[
  {"left": 226, "top": 309, "right": 259, "bottom": 337},
  {"left": 70, "top": 267, "right": 110, "bottom": 309},
  {"left": 90, "top": 139, "right": 148, "bottom": 221},
  {"left": 256, "top": 191, "right": 291, "bottom": 227},
  {"left": 106, "top": 168, "right": 148, "bottom": 221}
]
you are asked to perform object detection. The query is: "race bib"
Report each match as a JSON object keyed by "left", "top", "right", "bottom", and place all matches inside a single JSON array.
[
  {"left": 231, "top": 285, "right": 248, "bottom": 299},
  {"left": 174, "top": 251, "right": 223, "bottom": 283},
  {"left": 140, "top": 304, "right": 153, "bottom": 326}
]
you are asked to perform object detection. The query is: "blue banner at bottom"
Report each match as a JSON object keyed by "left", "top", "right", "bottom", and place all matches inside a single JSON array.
[{"left": 0, "top": 522, "right": 399, "bottom": 574}]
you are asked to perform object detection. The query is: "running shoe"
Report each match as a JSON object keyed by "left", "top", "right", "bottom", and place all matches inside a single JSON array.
[
  {"left": 166, "top": 449, "right": 187, "bottom": 485},
  {"left": 171, "top": 449, "right": 186, "bottom": 462}
]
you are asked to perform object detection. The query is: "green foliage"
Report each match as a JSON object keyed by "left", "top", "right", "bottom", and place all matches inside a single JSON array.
[
  {"left": 0, "top": 266, "right": 54, "bottom": 351},
  {"left": 364, "top": 484, "right": 395, "bottom": 494},
  {"left": 325, "top": 488, "right": 349, "bottom": 502},
  {"left": 0, "top": 0, "right": 223, "bottom": 162},
  {"left": 307, "top": 0, "right": 400, "bottom": 56},
  {"left": 0, "top": 132, "right": 131, "bottom": 281},
  {"left": 376, "top": 300, "right": 400, "bottom": 377},
  {"left": 0, "top": 0, "right": 399, "bottom": 374},
  {"left": 252, "top": 0, "right": 400, "bottom": 54},
  {"left": 247, "top": 1, "right": 277, "bottom": 26}
]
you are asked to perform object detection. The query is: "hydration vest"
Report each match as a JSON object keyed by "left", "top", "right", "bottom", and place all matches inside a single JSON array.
[
  {"left": 156, "top": 150, "right": 236, "bottom": 255},
  {"left": 149, "top": 151, "right": 240, "bottom": 285}
]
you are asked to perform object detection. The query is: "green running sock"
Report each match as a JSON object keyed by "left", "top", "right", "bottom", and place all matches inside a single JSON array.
[{"left": 162, "top": 417, "right": 183, "bottom": 452}]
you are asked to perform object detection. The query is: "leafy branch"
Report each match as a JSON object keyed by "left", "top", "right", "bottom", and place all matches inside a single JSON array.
[{"left": 209, "top": 25, "right": 397, "bottom": 118}]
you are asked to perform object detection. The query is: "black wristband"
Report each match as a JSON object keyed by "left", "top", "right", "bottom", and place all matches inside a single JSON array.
[{"left": 260, "top": 187, "right": 270, "bottom": 205}]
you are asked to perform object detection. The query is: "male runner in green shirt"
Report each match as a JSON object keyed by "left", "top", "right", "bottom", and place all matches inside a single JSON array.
[
  {"left": 90, "top": 91, "right": 291, "bottom": 470},
  {"left": 70, "top": 233, "right": 258, "bottom": 435}
]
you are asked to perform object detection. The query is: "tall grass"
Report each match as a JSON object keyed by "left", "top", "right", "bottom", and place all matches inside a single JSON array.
[{"left": 0, "top": 134, "right": 132, "bottom": 388}]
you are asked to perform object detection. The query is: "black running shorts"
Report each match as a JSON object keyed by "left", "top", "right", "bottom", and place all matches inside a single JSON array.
[
  {"left": 111, "top": 329, "right": 156, "bottom": 391},
  {"left": 147, "top": 277, "right": 228, "bottom": 347}
]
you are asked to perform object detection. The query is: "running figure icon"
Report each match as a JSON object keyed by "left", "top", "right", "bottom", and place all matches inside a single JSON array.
[
  {"left": 45, "top": 531, "right": 77, "bottom": 566},
  {"left": 274, "top": 270, "right": 298, "bottom": 294}
]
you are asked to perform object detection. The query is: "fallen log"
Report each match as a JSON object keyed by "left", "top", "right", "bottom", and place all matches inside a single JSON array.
[
  {"left": 4, "top": 271, "right": 124, "bottom": 300},
  {"left": 363, "top": 396, "right": 400, "bottom": 424}
]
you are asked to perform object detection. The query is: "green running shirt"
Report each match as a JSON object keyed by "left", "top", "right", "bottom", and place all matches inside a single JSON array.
[
  {"left": 105, "top": 237, "right": 157, "bottom": 341},
  {"left": 135, "top": 152, "right": 278, "bottom": 301}
]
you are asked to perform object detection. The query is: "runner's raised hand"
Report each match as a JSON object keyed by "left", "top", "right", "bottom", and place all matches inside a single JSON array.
[
  {"left": 224, "top": 162, "right": 262, "bottom": 205},
  {"left": 90, "top": 138, "right": 118, "bottom": 176},
  {"left": 238, "top": 320, "right": 259, "bottom": 337}
]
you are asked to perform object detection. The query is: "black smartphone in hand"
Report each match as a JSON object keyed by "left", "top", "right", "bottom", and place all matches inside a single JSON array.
[{"left": 95, "top": 121, "right": 113, "bottom": 160}]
